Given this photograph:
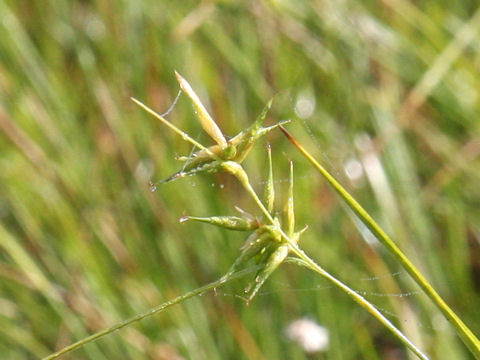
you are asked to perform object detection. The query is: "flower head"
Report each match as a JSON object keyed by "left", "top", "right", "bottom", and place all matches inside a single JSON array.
[
  {"left": 133, "top": 72, "right": 288, "bottom": 184},
  {"left": 183, "top": 147, "right": 307, "bottom": 303}
]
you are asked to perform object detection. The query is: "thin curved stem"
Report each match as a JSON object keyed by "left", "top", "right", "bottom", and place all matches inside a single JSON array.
[{"left": 41, "top": 267, "right": 257, "bottom": 360}]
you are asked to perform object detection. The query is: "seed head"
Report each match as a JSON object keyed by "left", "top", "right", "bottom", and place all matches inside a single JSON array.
[
  {"left": 184, "top": 148, "right": 306, "bottom": 303},
  {"left": 134, "top": 72, "right": 288, "bottom": 184}
]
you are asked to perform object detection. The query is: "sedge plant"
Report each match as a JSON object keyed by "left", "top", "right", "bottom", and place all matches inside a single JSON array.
[{"left": 44, "top": 72, "right": 436, "bottom": 359}]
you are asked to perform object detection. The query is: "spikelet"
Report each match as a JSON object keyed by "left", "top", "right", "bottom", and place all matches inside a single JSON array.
[
  {"left": 175, "top": 71, "right": 227, "bottom": 148},
  {"left": 179, "top": 146, "right": 306, "bottom": 304}
]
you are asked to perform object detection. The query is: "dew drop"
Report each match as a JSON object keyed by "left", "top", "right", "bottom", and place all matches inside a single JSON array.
[
  {"left": 179, "top": 216, "right": 189, "bottom": 223},
  {"left": 220, "top": 184, "right": 225, "bottom": 189},
  {"left": 149, "top": 181, "right": 157, "bottom": 192}
]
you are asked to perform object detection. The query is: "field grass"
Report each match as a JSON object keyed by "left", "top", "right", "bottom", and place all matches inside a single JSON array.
[{"left": 1, "top": 1, "right": 480, "bottom": 359}]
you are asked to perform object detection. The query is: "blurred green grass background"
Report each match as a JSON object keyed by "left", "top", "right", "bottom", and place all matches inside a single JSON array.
[{"left": 1, "top": 0, "right": 480, "bottom": 359}]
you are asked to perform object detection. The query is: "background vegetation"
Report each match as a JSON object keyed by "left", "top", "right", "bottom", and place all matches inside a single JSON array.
[{"left": 1, "top": 0, "right": 479, "bottom": 359}]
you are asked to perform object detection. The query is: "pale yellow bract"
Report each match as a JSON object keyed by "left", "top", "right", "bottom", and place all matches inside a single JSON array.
[{"left": 174, "top": 71, "right": 228, "bottom": 148}]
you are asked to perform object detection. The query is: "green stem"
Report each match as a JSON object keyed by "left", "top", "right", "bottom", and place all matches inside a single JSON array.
[
  {"left": 280, "top": 125, "right": 480, "bottom": 359},
  {"left": 231, "top": 163, "right": 429, "bottom": 360},
  {"left": 41, "top": 268, "right": 256, "bottom": 360}
]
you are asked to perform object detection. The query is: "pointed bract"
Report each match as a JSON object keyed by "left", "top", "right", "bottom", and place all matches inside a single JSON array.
[
  {"left": 183, "top": 215, "right": 259, "bottom": 231},
  {"left": 247, "top": 244, "right": 289, "bottom": 303},
  {"left": 227, "top": 99, "right": 275, "bottom": 163},
  {"left": 175, "top": 71, "right": 228, "bottom": 148},
  {"left": 264, "top": 144, "right": 275, "bottom": 214},
  {"left": 220, "top": 230, "right": 271, "bottom": 283},
  {"left": 161, "top": 159, "right": 223, "bottom": 184}
]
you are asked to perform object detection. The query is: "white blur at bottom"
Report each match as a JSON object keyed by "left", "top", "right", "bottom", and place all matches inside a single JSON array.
[{"left": 285, "top": 317, "right": 329, "bottom": 353}]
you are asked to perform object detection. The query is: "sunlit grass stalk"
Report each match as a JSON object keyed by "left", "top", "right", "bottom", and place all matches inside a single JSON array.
[{"left": 279, "top": 126, "right": 480, "bottom": 359}]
